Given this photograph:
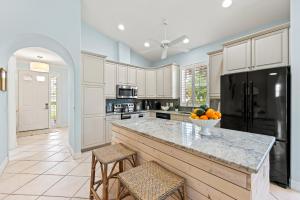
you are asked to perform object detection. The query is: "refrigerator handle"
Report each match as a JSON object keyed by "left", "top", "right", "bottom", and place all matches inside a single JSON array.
[
  {"left": 249, "top": 81, "right": 254, "bottom": 127},
  {"left": 242, "top": 82, "right": 247, "bottom": 122}
]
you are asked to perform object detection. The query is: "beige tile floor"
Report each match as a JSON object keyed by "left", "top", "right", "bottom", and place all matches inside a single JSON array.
[{"left": 0, "top": 128, "right": 299, "bottom": 200}]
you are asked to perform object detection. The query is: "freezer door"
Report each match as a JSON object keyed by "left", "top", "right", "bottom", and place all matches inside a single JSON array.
[
  {"left": 270, "top": 141, "right": 290, "bottom": 187},
  {"left": 220, "top": 72, "right": 248, "bottom": 131},
  {"left": 247, "top": 67, "right": 289, "bottom": 141}
]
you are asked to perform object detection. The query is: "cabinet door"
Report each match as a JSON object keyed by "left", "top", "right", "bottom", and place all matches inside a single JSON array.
[
  {"left": 82, "top": 116, "right": 105, "bottom": 148},
  {"left": 127, "top": 67, "right": 137, "bottom": 85},
  {"left": 209, "top": 52, "right": 223, "bottom": 98},
  {"left": 223, "top": 39, "right": 251, "bottom": 74},
  {"left": 105, "top": 119, "right": 112, "bottom": 144},
  {"left": 82, "top": 86, "right": 105, "bottom": 116},
  {"left": 104, "top": 62, "right": 117, "bottom": 98},
  {"left": 146, "top": 70, "right": 157, "bottom": 98},
  {"left": 252, "top": 29, "right": 289, "bottom": 69},
  {"left": 163, "top": 66, "right": 172, "bottom": 98},
  {"left": 156, "top": 68, "right": 164, "bottom": 98},
  {"left": 81, "top": 54, "right": 104, "bottom": 85},
  {"left": 117, "top": 64, "right": 128, "bottom": 84},
  {"left": 137, "top": 68, "right": 146, "bottom": 98}
]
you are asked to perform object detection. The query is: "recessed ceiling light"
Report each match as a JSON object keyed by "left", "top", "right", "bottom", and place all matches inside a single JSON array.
[
  {"left": 183, "top": 38, "right": 190, "bottom": 44},
  {"left": 118, "top": 24, "right": 125, "bottom": 31},
  {"left": 144, "top": 42, "right": 150, "bottom": 48},
  {"left": 37, "top": 55, "right": 43, "bottom": 59},
  {"left": 222, "top": 0, "right": 232, "bottom": 8}
]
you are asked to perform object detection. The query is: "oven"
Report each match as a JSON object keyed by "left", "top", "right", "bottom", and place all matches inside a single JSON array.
[{"left": 116, "top": 85, "right": 138, "bottom": 99}]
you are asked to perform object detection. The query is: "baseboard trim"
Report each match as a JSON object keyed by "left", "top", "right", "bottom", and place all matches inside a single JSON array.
[
  {"left": 291, "top": 179, "right": 300, "bottom": 192},
  {"left": 66, "top": 144, "right": 81, "bottom": 160},
  {"left": 0, "top": 157, "right": 8, "bottom": 175}
]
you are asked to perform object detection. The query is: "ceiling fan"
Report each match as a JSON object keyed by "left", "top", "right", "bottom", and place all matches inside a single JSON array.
[{"left": 145, "top": 19, "right": 190, "bottom": 60}]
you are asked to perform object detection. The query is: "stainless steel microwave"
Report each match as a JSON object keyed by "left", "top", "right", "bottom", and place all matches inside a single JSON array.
[{"left": 116, "top": 85, "right": 138, "bottom": 99}]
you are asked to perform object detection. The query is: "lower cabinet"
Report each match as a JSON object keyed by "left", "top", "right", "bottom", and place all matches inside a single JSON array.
[
  {"left": 105, "top": 115, "right": 120, "bottom": 143},
  {"left": 82, "top": 116, "right": 105, "bottom": 149}
]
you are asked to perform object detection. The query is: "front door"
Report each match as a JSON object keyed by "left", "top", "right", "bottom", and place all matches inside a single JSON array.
[{"left": 18, "top": 70, "right": 49, "bottom": 131}]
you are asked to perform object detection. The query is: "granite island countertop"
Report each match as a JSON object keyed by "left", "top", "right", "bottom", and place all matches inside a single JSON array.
[{"left": 112, "top": 118, "right": 275, "bottom": 173}]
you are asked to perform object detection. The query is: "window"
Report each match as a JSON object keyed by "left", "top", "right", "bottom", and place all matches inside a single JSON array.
[
  {"left": 50, "top": 77, "right": 57, "bottom": 128},
  {"left": 180, "top": 63, "right": 208, "bottom": 107}
]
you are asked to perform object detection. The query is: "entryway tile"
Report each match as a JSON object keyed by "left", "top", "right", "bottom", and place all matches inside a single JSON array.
[
  {"left": 44, "top": 161, "right": 79, "bottom": 175},
  {"left": 3, "top": 195, "right": 38, "bottom": 200},
  {"left": 4, "top": 161, "right": 39, "bottom": 173},
  {"left": 68, "top": 163, "right": 91, "bottom": 177},
  {"left": 44, "top": 176, "right": 88, "bottom": 197},
  {"left": 22, "top": 162, "right": 58, "bottom": 174},
  {"left": 0, "top": 173, "right": 37, "bottom": 194},
  {"left": 14, "top": 175, "right": 62, "bottom": 195},
  {"left": 37, "top": 196, "right": 69, "bottom": 200},
  {"left": 0, "top": 194, "right": 7, "bottom": 200},
  {"left": 73, "top": 179, "right": 89, "bottom": 198},
  {"left": 46, "top": 152, "right": 70, "bottom": 162}
]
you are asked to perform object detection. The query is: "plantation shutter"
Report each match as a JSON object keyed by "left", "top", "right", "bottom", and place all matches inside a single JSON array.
[{"left": 180, "top": 63, "right": 208, "bottom": 107}]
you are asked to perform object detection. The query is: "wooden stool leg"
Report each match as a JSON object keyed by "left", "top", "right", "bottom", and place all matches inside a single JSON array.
[
  {"left": 90, "top": 154, "right": 96, "bottom": 200},
  {"left": 116, "top": 160, "right": 124, "bottom": 200},
  {"left": 102, "top": 163, "right": 109, "bottom": 200}
]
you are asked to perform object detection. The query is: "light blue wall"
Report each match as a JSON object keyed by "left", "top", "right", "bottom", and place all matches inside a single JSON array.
[
  {"left": 153, "top": 19, "right": 289, "bottom": 67},
  {"left": 291, "top": 0, "right": 300, "bottom": 191},
  {"left": 81, "top": 22, "right": 151, "bottom": 67},
  {"left": 118, "top": 42, "right": 131, "bottom": 64},
  {"left": 0, "top": 0, "right": 81, "bottom": 165}
]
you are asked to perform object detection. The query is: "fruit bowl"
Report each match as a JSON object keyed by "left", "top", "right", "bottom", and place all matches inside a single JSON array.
[{"left": 190, "top": 118, "right": 220, "bottom": 135}]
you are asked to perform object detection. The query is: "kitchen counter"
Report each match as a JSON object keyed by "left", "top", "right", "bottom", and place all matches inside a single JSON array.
[
  {"left": 112, "top": 118, "right": 274, "bottom": 200},
  {"left": 112, "top": 118, "right": 274, "bottom": 173},
  {"left": 106, "top": 110, "right": 189, "bottom": 116}
]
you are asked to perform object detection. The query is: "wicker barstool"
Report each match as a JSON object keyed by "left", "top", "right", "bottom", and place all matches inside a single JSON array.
[
  {"left": 117, "top": 161, "right": 185, "bottom": 200},
  {"left": 90, "top": 144, "right": 136, "bottom": 200}
]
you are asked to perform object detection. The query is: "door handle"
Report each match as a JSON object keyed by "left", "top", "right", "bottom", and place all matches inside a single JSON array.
[
  {"left": 45, "top": 103, "right": 49, "bottom": 109},
  {"left": 249, "top": 81, "right": 254, "bottom": 127}
]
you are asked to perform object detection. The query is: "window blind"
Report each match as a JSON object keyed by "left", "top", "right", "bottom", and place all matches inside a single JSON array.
[{"left": 180, "top": 63, "right": 208, "bottom": 107}]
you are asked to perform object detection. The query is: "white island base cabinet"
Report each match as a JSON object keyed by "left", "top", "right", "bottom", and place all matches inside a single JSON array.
[{"left": 112, "top": 125, "right": 271, "bottom": 200}]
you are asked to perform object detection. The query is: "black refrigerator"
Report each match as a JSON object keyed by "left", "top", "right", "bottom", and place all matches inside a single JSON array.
[{"left": 220, "top": 66, "right": 290, "bottom": 187}]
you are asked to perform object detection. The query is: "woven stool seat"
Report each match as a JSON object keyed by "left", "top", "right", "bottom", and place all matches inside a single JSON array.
[
  {"left": 90, "top": 144, "right": 136, "bottom": 200},
  {"left": 92, "top": 143, "right": 136, "bottom": 164},
  {"left": 118, "top": 161, "right": 185, "bottom": 200}
]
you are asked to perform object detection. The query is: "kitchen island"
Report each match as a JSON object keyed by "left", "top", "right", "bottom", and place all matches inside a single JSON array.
[{"left": 111, "top": 118, "right": 275, "bottom": 200}]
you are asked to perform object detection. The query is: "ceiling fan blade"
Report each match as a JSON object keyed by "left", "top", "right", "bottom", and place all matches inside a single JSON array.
[
  {"left": 171, "top": 46, "right": 190, "bottom": 53},
  {"left": 161, "top": 47, "right": 168, "bottom": 60},
  {"left": 168, "top": 35, "right": 187, "bottom": 47}
]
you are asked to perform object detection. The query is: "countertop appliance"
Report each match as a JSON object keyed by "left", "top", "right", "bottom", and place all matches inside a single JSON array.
[
  {"left": 156, "top": 112, "right": 171, "bottom": 120},
  {"left": 116, "top": 85, "right": 138, "bottom": 99},
  {"left": 113, "top": 103, "right": 146, "bottom": 120},
  {"left": 221, "top": 66, "right": 290, "bottom": 187}
]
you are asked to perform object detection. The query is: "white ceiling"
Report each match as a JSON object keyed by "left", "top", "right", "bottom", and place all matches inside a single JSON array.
[
  {"left": 15, "top": 47, "right": 66, "bottom": 66},
  {"left": 82, "top": 0, "right": 290, "bottom": 61}
]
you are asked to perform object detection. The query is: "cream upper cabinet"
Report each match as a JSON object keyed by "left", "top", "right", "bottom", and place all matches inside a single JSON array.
[
  {"left": 127, "top": 67, "right": 137, "bottom": 85},
  {"left": 117, "top": 64, "right": 128, "bottom": 85},
  {"left": 137, "top": 68, "right": 146, "bottom": 98},
  {"left": 146, "top": 70, "right": 157, "bottom": 98},
  {"left": 156, "top": 68, "right": 164, "bottom": 98},
  {"left": 223, "top": 39, "right": 251, "bottom": 74},
  {"left": 163, "top": 65, "right": 179, "bottom": 99},
  {"left": 252, "top": 28, "right": 289, "bottom": 69},
  {"left": 81, "top": 53, "right": 104, "bottom": 85},
  {"left": 208, "top": 51, "right": 223, "bottom": 98},
  {"left": 104, "top": 61, "right": 117, "bottom": 98}
]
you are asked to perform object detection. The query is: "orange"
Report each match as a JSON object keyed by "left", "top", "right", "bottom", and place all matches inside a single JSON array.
[
  {"left": 215, "top": 111, "right": 222, "bottom": 119},
  {"left": 205, "top": 108, "right": 215, "bottom": 118},
  {"left": 200, "top": 115, "right": 208, "bottom": 120},
  {"left": 190, "top": 113, "right": 197, "bottom": 119},
  {"left": 211, "top": 114, "right": 219, "bottom": 120}
]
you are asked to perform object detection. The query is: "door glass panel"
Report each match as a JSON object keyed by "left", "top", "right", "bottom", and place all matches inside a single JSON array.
[
  {"left": 23, "top": 75, "right": 33, "bottom": 81},
  {"left": 36, "top": 75, "right": 46, "bottom": 82}
]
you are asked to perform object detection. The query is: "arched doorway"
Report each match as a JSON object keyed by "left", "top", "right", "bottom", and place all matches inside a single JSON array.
[{"left": 3, "top": 34, "right": 78, "bottom": 159}]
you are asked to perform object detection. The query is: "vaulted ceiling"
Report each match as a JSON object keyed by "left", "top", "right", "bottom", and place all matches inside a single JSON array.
[{"left": 82, "top": 0, "right": 290, "bottom": 61}]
